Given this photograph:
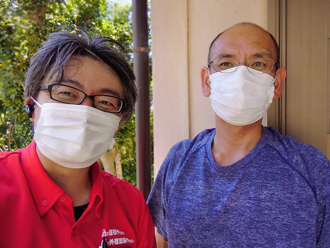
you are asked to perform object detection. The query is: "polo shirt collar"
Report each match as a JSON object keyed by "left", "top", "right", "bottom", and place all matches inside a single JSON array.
[
  {"left": 89, "top": 159, "right": 104, "bottom": 218},
  {"left": 21, "top": 141, "right": 104, "bottom": 217}
]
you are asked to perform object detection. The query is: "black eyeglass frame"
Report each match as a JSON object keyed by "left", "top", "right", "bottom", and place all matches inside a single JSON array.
[
  {"left": 208, "top": 57, "right": 279, "bottom": 74},
  {"left": 38, "top": 83, "right": 126, "bottom": 113}
]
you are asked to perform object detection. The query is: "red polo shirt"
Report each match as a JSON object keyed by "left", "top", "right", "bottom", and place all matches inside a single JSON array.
[{"left": 0, "top": 142, "right": 156, "bottom": 248}]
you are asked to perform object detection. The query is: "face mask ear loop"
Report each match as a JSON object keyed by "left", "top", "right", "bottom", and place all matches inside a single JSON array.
[
  {"left": 273, "top": 70, "right": 278, "bottom": 85},
  {"left": 207, "top": 68, "right": 213, "bottom": 90},
  {"left": 31, "top": 97, "right": 43, "bottom": 108}
]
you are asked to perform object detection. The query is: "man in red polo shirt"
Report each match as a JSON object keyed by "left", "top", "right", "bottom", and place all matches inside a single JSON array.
[{"left": 0, "top": 29, "right": 156, "bottom": 248}]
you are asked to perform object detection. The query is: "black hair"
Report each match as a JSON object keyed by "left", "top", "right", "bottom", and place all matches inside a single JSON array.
[{"left": 24, "top": 28, "right": 137, "bottom": 123}]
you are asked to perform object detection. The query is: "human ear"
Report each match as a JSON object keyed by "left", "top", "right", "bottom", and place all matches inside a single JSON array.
[
  {"left": 201, "top": 66, "right": 211, "bottom": 97},
  {"left": 273, "top": 67, "right": 286, "bottom": 99},
  {"left": 24, "top": 97, "right": 35, "bottom": 121}
]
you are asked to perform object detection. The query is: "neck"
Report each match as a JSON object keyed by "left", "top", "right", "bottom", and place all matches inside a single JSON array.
[
  {"left": 212, "top": 116, "right": 263, "bottom": 166},
  {"left": 36, "top": 147, "right": 92, "bottom": 207}
]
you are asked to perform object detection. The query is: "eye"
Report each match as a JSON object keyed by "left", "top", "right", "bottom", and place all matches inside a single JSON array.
[
  {"left": 59, "top": 91, "right": 76, "bottom": 98},
  {"left": 51, "top": 85, "right": 80, "bottom": 103},
  {"left": 251, "top": 61, "right": 266, "bottom": 68},
  {"left": 212, "top": 57, "right": 237, "bottom": 72},
  {"left": 95, "top": 96, "right": 122, "bottom": 112},
  {"left": 248, "top": 58, "right": 269, "bottom": 71},
  {"left": 219, "top": 61, "right": 234, "bottom": 68},
  {"left": 56, "top": 91, "right": 79, "bottom": 103},
  {"left": 98, "top": 100, "right": 115, "bottom": 107}
]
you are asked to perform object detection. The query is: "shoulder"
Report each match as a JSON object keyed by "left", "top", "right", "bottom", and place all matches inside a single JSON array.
[
  {"left": 0, "top": 150, "right": 24, "bottom": 175},
  {"left": 0, "top": 150, "right": 22, "bottom": 161},
  {"left": 263, "top": 126, "right": 330, "bottom": 186},
  {"left": 99, "top": 171, "right": 150, "bottom": 224},
  {"left": 100, "top": 171, "right": 145, "bottom": 202},
  {"left": 156, "top": 128, "right": 215, "bottom": 185},
  {"left": 176, "top": 128, "right": 214, "bottom": 148},
  {"left": 98, "top": 171, "right": 155, "bottom": 246},
  {"left": 264, "top": 126, "right": 327, "bottom": 161},
  {"left": 0, "top": 149, "right": 27, "bottom": 203},
  {"left": 0, "top": 143, "right": 35, "bottom": 166},
  {"left": 166, "top": 128, "right": 215, "bottom": 163}
]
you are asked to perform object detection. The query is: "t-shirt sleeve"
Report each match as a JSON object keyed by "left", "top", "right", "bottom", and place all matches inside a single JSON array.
[
  {"left": 316, "top": 171, "right": 330, "bottom": 247},
  {"left": 295, "top": 143, "right": 330, "bottom": 247},
  {"left": 311, "top": 151, "right": 330, "bottom": 247},
  {"left": 147, "top": 151, "right": 171, "bottom": 241},
  {"left": 269, "top": 127, "right": 330, "bottom": 246},
  {"left": 147, "top": 135, "right": 205, "bottom": 241},
  {"left": 147, "top": 140, "right": 191, "bottom": 241}
]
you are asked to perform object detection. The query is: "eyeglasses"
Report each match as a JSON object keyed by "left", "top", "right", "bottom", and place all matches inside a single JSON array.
[
  {"left": 208, "top": 57, "right": 278, "bottom": 74},
  {"left": 39, "top": 83, "right": 125, "bottom": 113}
]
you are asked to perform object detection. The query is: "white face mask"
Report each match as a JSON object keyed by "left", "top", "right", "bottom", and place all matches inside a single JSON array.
[
  {"left": 209, "top": 66, "right": 275, "bottom": 126},
  {"left": 33, "top": 100, "right": 121, "bottom": 169}
]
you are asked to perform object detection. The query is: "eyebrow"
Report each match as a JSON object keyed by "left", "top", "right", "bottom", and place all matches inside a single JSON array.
[
  {"left": 212, "top": 52, "right": 271, "bottom": 60},
  {"left": 60, "top": 79, "right": 121, "bottom": 98},
  {"left": 252, "top": 52, "right": 271, "bottom": 58},
  {"left": 214, "top": 53, "right": 234, "bottom": 58}
]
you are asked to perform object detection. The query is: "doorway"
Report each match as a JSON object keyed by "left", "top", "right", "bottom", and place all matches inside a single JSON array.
[{"left": 268, "top": 0, "right": 330, "bottom": 158}]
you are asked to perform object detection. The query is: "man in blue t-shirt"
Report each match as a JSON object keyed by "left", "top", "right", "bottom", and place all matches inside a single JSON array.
[{"left": 147, "top": 22, "right": 330, "bottom": 247}]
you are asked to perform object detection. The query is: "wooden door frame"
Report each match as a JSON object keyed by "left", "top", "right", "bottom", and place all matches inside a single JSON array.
[
  {"left": 268, "top": 0, "right": 330, "bottom": 158},
  {"left": 267, "top": 0, "right": 287, "bottom": 134}
]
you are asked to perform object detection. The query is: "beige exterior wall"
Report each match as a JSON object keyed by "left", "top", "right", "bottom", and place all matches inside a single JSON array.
[{"left": 151, "top": 0, "right": 268, "bottom": 174}]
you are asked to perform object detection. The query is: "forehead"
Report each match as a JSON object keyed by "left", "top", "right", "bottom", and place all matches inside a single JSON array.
[
  {"left": 210, "top": 25, "right": 276, "bottom": 60},
  {"left": 62, "top": 56, "right": 123, "bottom": 98}
]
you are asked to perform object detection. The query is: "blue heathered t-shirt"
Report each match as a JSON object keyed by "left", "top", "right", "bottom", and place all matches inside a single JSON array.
[{"left": 147, "top": 127, "right": 330, "bottom": 248}]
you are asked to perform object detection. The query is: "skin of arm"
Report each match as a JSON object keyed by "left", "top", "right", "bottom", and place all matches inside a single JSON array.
[{"left": 156, "top": 229, "right": 168, "bottom": 248}]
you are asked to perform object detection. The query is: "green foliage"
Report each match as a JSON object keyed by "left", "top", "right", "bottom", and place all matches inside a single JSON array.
[
  {"left": 0, "top": 0, "right": 152, "bottom": 185},
  {"left": 115, "top": 115, "right": 136, "bottom": 184}
]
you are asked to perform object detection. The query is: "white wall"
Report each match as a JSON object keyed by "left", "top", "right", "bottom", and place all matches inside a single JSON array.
[{"left": 151, "top": 0, "right": 268, "bottom": 175}]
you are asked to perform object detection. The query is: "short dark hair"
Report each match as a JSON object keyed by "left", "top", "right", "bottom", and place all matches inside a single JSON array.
[
  {"left": 24, "top": 29, "right": 137, "bottom": 123},
  {"left": 207, "top": 22, "right": 280, "bottom": 66}
]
